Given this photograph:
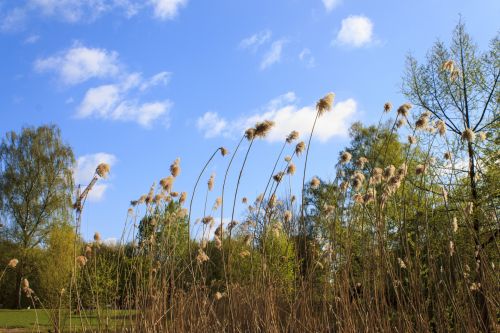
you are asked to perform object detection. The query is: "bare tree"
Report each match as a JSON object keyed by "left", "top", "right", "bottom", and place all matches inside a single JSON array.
[{"left": 402, "top": 20, "right": 499, "bottom": 331}]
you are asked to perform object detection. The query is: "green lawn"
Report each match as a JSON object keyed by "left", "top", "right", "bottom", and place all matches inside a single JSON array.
[{"left": 0, "top": 309, "right": 133, "bottom": 332}]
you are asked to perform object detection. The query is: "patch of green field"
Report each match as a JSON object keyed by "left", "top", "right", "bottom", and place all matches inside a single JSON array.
[{"left": 0, "top": 309, "right": 133, "bottom": 332}]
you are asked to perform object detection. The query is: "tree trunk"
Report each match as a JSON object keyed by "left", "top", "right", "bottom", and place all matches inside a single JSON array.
[{"left": 467, "top": 140, "right": 491, "bottom": 332}]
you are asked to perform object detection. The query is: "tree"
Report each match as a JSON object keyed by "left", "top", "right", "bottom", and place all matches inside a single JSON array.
[
  {"left": 402, "top": 21, "right": 498, "bottom": 331},
  {"left": 0, "top": 124, "right": 74, "bottom": 307}
]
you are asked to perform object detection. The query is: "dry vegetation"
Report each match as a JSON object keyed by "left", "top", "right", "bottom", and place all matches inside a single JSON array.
[{"left": 0, "top": 23, "right": 498, "bottom": 332}]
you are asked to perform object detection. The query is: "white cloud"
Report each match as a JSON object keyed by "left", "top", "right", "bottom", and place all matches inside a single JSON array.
[
  {"left": 151, "top": 0, "right": 187, "bottom": 20},
  {"left": 299, "top": 48, "right": 315, "bottom": 68},
  {"left": 24, "top": 34, "right": 40, "bottom": 44},
  {"left": 239, "top": 30, "right": 272, "bottom": 51},
  {"left": 336, "top": 15, "right": 374, "bottom": 47},
  {"left": 77, "top": 84, "right": 121, "bottom": 118},
  {"left": 29, "top": 0, "right": 109, "bottom": 23},
  {"left": 74, "top": 153, "right": 117, "bottom": 202},
  {"left": 196, "top": 112, "right": 228, "bottom": 138},
  {"left": 322, "top": 0, "right": 341, "bottom": 12},
  {"left": 34, "top": 42, "right": 120, "bottom": 85},
  {"left": 34, "top": 43, "right": 173, "bottom": 127},
  {"left": 260, "top": 39, "right": 287, "bottom": 70},
  {"left": 139, "top": 71, "right": 171, "bottom": 91},
  {"left": 196, "top": 92, "right": 358, "bottom": 143},
  {"left": 0, "top": 8, "right": 27, "bottom": 32},
  {"left": 76, "top": 73, "right": 172, "bottom": 127},
  {"left": 0, "top": 0, "right": 186, "bottom": 30}
]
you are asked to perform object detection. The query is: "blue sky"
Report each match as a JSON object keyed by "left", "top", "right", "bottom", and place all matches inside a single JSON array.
[{"left": 1, "top": 0, "right": 498, "bottom": 243}]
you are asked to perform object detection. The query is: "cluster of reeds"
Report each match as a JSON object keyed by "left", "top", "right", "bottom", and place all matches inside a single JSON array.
[{"left": 13, "top": 88, "right": 497, "bottom": 332}]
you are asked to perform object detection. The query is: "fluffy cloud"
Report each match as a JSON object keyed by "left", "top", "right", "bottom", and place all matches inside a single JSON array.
[
  {"left": 239, "top": 30, "right": 272, "bottom": 51},
  {"left": 34, "top": 42, "right": 173, "bottom": 127},
  {"left": 196, "top": 112, "right": 228, "bottom": 138},
  {"left": 322, "top": 0, "right": 342, "bottom": 12},
  {"left": 151, "top": 0, "right": 188, "bottom": 20},
  {"left": 29, "top": 0, "right": 109, "bottom": 22},
  {"left": 34, "top": 43, "right": 120, "bottom": 85},
  {"left": 76, "top": 72, "right": 172, "bottom": 127},
  {"left": 0, "top": 7, "right": 27, "bottom": 32},
  {"left": 0, "top": 0, "right": 186, "bottom": 28},
  {"left": 336, "top": 15, "right": 374, "bottom": 47},
  {"left": 239, "top": 30, "right": 287, "bottom": 70},
  {"left": 197, "top": 92, "right": 358, "bottom": 142},
  {"left": 24, "top": 34, "right": 40, "bottom": 44},
  {"left": 74, "top": 153, "right": 117, "bottom": 202},
  {"left": 260, "top": 39, "right": 287, "bottom": 70}
]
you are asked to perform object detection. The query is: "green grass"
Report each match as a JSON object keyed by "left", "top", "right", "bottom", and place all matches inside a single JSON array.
[{"left": 0, "top": 309, "right": 133, "bottom": 332}]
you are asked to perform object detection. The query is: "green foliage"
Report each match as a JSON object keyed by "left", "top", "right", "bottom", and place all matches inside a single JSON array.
[
  {"left": 0, "top": 124, "right": 74, "bottom": 249},
  {"left": 38, "top": 224, "right": 76, "bottom": 308}
]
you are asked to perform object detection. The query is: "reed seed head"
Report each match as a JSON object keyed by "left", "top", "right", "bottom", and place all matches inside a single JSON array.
[
  {"left": 170, "top": 158, "right": 181, "bottom": 177},
  {"left": 287, "top": 163, "right": 296, "bottom": 175},
  {"left": 397, "top": 103, "right": 412, "bottom": 117},
  {"left": 462, "top": 128, "right": 475, "bottom": 141},
  {"left": 355, "top": 157, "right": 368, "bottom": 168},
  {"left": 76, "top": 255, "right": 87, "bottom": 268},
  {"left": 353, "top": 193, "right": 364, "bottom": 204},
  {"left": 213, "top": 197, "right": 222, "bottom": 210},
  {"left": 254, "top": 120, "right": 275, "bottom": 138},
  {"left": 220, "top": 147, "right": 229, "bottom": 156},
  {"left": 208, "top": 173, "right": 215, "bottom": 191},
  {"left": 96, "top": 163, "right": 110, "bottom": 178},
  {"left": 363, "top": 188, "right": 376, "bottom": 204},
  {"left": 273, "top": 172, "right": 284, "bottom": 182},
  {"left": 397, "top": 163, "right": 408, "bottom": 177},
  {"left": 160, "top": 176, "right": 174, "bottom": 192},
  {"left": 415, "top": 164, "right": 426, "bottom": 175},
  {"left": 384, "top": 165, "right": 396, "bottom": 179},
  {"left": 310, "top": 177, "right": 321, "bottom": 189},
  {"left": 415, "top": 114, "right": 429, "bottom": 130},
  {"left": 284, "top": 210, "right": 292, "bottom": 223},
  {"left": 94, "top": 232, "right": 101, "bottom": 242},
  {"left": 286, "top": 130, "right": 299, "bottom": 143},
  {"left": 383, "top": 102, "right": 392, "bottom": 113},
  {"left": 449, "top": 241, "right": 455, "bottom": 256},
  {"left": 179, "top": 192, "right": 187, "bottom": 205},
  {"left": 436, "top": 120, "right": 446, "bottom": 136},
  {"left": 202, "top": 216, "right": 214, "bottom": 225},
  {"left": 442, "top": 59, "right": 454, "bottom": 72},
  {"left": 268, "top": 194, "right": 277, "bottom": 208},
  {"left": 245, "top": 128, "right": 255, "bottom": 140},
  {"left": 295, "top": 141, "right": 306, "bottom": 156},
  {"left": 214, "top": 235, "right": 222, "bottom": 249},
  {"left": 478, "top": 132, "right": 487, "bottom": 141},
  {"left": 85, "top": 245, "right": 92, "bottom": 257},
  {"left": 408, "top": 135, "right": 417, "bottom": 144},
  {"left": 340, "top": 151, "right": 352, "bottom": 164},
  {"left": 8, "top": 258, "right": 18, "bottom": 268},
  {"left": 196, "top": 249, "right": 209, "bottom": 264},
  {"left": 452, "top": 216, "right": 458, "bottom": 233},
  {"left": 316, "top": 92, "right": 335, "bottom": 116},
  {"left": 450, "top": 68, "right": 460, "bottom": 81}
]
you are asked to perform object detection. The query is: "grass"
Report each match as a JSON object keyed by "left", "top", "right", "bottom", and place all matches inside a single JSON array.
[{"left": 0, "top": 309, "right": 133, "bottom": 332}]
